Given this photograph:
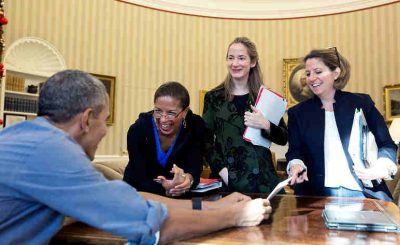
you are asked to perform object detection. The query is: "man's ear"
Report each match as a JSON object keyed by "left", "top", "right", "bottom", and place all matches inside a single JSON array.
[{"left": 80, "top": 108, "right": 93, "bottom": 133}]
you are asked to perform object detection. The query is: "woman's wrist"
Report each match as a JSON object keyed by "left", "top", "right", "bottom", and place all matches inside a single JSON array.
[
  {"left": 185, "top": 173, "right": 194, "bottom": 188},
  {"left": 263, "top": 120, "right": 271, "bottom": 132}
]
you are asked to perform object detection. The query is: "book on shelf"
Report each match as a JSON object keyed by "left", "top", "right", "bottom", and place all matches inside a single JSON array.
[{"left": 191, "top": 178, "right": 222, "bottom": 193}]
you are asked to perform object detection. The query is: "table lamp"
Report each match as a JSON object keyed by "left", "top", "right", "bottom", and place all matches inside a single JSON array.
[{"left": 389, "top": 118, "right": 400, "bottom": 164}]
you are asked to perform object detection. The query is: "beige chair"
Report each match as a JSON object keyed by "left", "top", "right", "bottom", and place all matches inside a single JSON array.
[
  {"left": 385, "top": 166, "right": 400, "bottom": 206},
  {"left": 201, "top": 166, "right": 211, "bottom": 178},
  {"left": 92, "top": 159, "right": 128, "bottom": 180},
  {"left": 93, "top": 163, "right": 124, "bottom": 180}
]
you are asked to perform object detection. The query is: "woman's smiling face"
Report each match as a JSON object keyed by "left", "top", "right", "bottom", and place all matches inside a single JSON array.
[
  {"left": 226, "top": 43, "right": 256, "bottom": 83},
  {"left": 305, "top": 57, "right": 339, "bottom": 99},
  {"left": 153, "top": 96, "right": 186, "bottom": 137}
]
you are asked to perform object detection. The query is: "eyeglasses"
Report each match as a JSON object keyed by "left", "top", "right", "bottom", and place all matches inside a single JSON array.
[
  {"left": 328, "top": 47, "right": 341, "bottom": 67},
  {"left": 153, "top": 109, "right": 183, "bottom": 120}
]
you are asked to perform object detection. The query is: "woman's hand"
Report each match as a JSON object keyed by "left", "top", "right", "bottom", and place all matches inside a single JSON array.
[
  {"left": 169, "top": 172, "right": 193, "bottom": 196},
  {"left": 289, "top": 164, "right": 308, "bottom": 185},
  {"left": 157, "top": 164, "right": 192, "bottom": 197},
  {"left": 353, "top": 164, "right": 389, "bottom": 181},
  {"left": 244, "top": 105, "right": 270, "bottom": 131}
]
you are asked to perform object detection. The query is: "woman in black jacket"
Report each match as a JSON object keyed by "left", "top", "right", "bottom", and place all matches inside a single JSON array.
[
  {"left": 286, "top": 48, "right": 397, "bottom": 201},
  {"left": 123, "top": 81, "right": 204, "bottom": 197}
]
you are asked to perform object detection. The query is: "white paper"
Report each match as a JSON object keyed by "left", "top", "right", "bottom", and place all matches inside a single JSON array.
[
  {"left": 243, "top": 86, "right": 287, "bottom": 148},
  {"left": 348, "top": 109, "right": 379, "bottom": 188},
  {"left": 219, "top": 167, "right": 228, "bottom": 186},
  {"left": 266, "top": 176, "right": 292, "bottom": 201}
]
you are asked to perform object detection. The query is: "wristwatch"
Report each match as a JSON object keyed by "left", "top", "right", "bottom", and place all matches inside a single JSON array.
[{"left": 192, "top": 197, "right": 202, "bottom": 210}]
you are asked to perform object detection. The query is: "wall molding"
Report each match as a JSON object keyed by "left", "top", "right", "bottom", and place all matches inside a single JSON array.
[
  {"left": 93, "top": 155, "right": 129, "bottom": 163},
  {"left": 118, "top": 0, "right": 398, "bottom": 19},
  {"left": 4, "top": 36, "right": 66, "bottom": 77}
]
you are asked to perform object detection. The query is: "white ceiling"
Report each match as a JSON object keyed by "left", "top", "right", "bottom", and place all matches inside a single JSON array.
[{"left": 119, "top": 0, "right": 398, "bottom": 19}]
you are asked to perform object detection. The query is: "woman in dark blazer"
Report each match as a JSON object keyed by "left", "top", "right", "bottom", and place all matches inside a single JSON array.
[
  {"left": 123, "top": 82, "right": 204, "bottom": 197},
  {"left": 286, "top": 48, "right": 397, "bottom": 201}
]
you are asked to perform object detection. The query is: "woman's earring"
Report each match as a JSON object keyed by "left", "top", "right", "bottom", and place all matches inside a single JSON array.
[{"left": 182, "top": 118, "right": 187, "bottom": 128}]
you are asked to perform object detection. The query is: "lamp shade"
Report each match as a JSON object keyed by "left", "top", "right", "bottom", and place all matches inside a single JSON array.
[{"left": 389, "top": 118, "right": 400, "bottom": 144}]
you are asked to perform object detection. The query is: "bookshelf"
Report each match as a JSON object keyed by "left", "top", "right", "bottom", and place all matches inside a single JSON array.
[{"left": 0, "top": 37, "right": 66, "bottom": 127}]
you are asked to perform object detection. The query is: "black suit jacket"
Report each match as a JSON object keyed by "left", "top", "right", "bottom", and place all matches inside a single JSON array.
[
  {"left": 286, "top": 90, "right": 396, "bottom": 200},
  {"left": 123, "top": 110, "right": 204, "bottom": 196}
]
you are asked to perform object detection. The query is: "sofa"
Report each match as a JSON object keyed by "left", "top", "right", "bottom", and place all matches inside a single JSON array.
[{"left": 92, "top": 159, "right": 128, "bottom": 180}]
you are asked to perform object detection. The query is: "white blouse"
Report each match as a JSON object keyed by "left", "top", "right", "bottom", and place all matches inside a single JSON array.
[{"left": 324, "top": 111, "right": 361, "bottom": 191}]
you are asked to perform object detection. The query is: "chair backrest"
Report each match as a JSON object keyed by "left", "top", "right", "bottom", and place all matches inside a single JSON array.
[
  {"left": 201, "top": 166, "right": 211, "bottom": 178},
  {"left": 385, "top": 166, "right": 400, "bottom": 205},
  {"left": 92, "top": 160, "right": 128, "bottom": 180}
]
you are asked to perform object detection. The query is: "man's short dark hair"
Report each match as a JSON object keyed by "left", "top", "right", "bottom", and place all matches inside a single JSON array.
[{"left": 38, "top": 70, "right": 107, "bottom": 123}]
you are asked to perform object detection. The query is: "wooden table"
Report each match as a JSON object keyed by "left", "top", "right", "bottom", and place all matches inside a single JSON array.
[
  {"left": 52, "top": 195, "right": 400, "bottom": 244},
  {"left": 50, "top": 223, "right": 127, "bottom": 245}
]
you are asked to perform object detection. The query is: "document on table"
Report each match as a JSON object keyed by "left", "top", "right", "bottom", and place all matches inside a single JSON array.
[
  {"left": 267, "top": 176, "right": 292, "bottom": 201},
  {"left": 243, "top": 86, "right": 287, "bottom": 148}
]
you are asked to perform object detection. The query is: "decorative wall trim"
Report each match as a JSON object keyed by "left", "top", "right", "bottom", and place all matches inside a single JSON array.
[
  {"left": 93, "top": 155, "right": 129, "bottom": 163},
  {"left": 118, "top": 0, "right": 398, "bottom": 19},
  {"left": 4, "top": 37, "right": 66, "bottom": 77}
]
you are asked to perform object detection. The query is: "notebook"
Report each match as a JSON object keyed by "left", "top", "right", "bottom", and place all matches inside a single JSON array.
[
  {"left": 190, "top": 178, "right": 222, "bottom": 193},
  {"left": 322, "top": 209, "right": 400, "bottom": 233},
  {"left": 243, "top": 86, "right": 287, "bottom": 148}
]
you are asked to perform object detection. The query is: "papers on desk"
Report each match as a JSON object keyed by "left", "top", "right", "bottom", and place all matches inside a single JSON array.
[
  {"left": 266, "top": 176, "right": 292, "bottom": 201},
  {"left": 243, "top": 86, "right": 287, "bottom": 148},
  {"left": 348, "top": 108, "right": 380, "bottom": 188},
  {"left": 191, "top": 178, "right": 222, "bottom": 193}
]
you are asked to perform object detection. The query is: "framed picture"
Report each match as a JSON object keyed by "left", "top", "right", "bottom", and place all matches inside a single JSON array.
[
  {"left": 3, "top": 113, "right": 27, "bottom": 127},
  {"left": 282, "top": 58, "right": 313, "bottom": 108},
  {"left": 199, "top": 90, "right": 207, "bottom": 115},
  {"left": 91, "top": 73, "right": 116, "bottom": 125},
  {"left": 383, "top": 84, "right": 400, "bottom": 123}
]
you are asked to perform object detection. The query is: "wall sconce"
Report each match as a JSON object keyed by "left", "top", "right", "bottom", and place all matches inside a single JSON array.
[{"left": 389, "top": 118, "right": 400, "bottom": 163}]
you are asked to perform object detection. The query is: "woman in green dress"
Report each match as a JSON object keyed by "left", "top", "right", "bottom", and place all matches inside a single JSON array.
[{"left": 203, "top": 37, "right": 288, "bottom": 193}]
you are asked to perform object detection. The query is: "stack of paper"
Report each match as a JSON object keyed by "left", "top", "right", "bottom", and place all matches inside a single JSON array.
[
  {"left": 191, "top": 178, "right": 222, "bottom": 193},
  {"left": 243, "top": 86, "right": 287, "bottom": 148},
  {"left": 348, "top": 108, "right": 379, "bottom": 188}
]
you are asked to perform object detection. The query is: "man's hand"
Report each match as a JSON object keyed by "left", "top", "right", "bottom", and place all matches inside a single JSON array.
[
  {"left": 208, "top": 192, "right": 251, "bottom": 210},
  {"left": 232, "top": 198, "right": 272, "bottom": 227}
]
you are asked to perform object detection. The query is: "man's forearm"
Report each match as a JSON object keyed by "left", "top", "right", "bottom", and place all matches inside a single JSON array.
[
  {"left": 140, "top": 191, "right": 191, "bottom": 209},
  {"left": 158, "top": 207, "right": 235, "bottom": 245}
]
